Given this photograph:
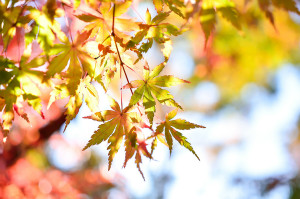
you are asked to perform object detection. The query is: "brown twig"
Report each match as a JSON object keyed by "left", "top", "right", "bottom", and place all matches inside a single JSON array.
[{"left": 111, "top": 4, "right": 142, "bottom": 115}]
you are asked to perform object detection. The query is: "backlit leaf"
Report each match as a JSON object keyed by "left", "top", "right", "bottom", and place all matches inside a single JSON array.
[
  {"left": 155, "top": 110, "right": 205, "bottom": 160},
  {"left": 153, "top": 0, "right": 164, "bottom": 13},
  {"left": 83, "top": 99, "right": 141, "bottom": 169},
  {"left": 125, "top": 63, "right": 187, "bottom": 124}
]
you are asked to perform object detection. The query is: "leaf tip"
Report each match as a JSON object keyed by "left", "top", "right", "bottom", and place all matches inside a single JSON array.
[{"left": 41, "top": 111, "right": 45, "bottom": 120}]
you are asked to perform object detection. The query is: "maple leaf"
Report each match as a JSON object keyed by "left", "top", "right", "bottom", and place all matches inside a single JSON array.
[
  {"left": 165, "top": 0, "right": 185, "bottom": 18},
  {"left": 76, "top": 2, "right": 140, "bottom": 90},
  {"left": 83, "top": 97, "right": 140, "bottom": 169},
  {"left": 153, "top": 0, "right": 164, "bottom": 13},
  {"left": 126, "top": 11, "right": 178, "bottom": 62},
  {"left": 200, "top": 7, "right": 216, "bottom": 46},
  {"left": 46, "top": 30, "right": 96, "bottom": 95},
  {"left": 0, "top": 3, "right": 31, "bottom": 50},
  {"left": 27, "top": 6, "right": 65, "bottom": 53},
  {"left": 93, "top": 43, "right": 118, "bottom": 91},
  {"left": 123, "top": 126, "right": 153, "bottom": 180},
  {"left": 258, "top": 0, "right": 300, "bottom": 28},
  {"left": 124, "top": 63, "right": 188, "bottom": 124},
  {"left": 76, "top": 1, "right": 139, "bottom": 43},
  {"left": 0, "top": 53, "right": 46, "bottom": 131},
  {"left": 258, "top": 0, "right": 276, "bottom": 28},
  {"left": 152, "top": 0, "right": 185, "bottom": 17},
  {"left": 155, "top": 109, "right": 205, "bottom": 160},
  {"left": 272, "top": 0, "right": 300, "bottom": 14},
  {"left": 200, "top": 0, "right": 241, "bottom": 46},
  {"left": 48, "top": 76, "right": 99, "bottom": 132}
]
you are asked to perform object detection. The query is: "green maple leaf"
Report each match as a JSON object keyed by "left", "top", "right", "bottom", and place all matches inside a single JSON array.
[
  {"left": 126, "top": 11, "right": 177, "bottom": 63},
  {"left": 124, "top": 63, "right": 188, "bottom": 124},
  {"left": 83, "top": 97, "right": 140, "bottom": 169},
  {"left": 156, "top": 109, "right": 205, "bottom": 160}
]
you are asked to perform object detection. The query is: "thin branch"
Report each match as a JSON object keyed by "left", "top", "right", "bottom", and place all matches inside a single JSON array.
[
  {"left": 111, "top": 4, "right": 133, "bottom": 95},
  {"left": 124, "top": 63, "right": 143, "bottom": 80},
  {"left": 111, "top": 3, "right": 142, "bottom": 115},
  {"left": 112, "top": 3, "right": 116, "bottom": 36},
  {"left": 120, "top": 69, "right": 123, "bottom": 110}
]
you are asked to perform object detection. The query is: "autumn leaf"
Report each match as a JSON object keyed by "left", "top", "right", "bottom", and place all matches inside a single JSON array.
[
  {"left": 200, "top": 0, "right": 241, "bottom": 45},
  {"left": 76, "top": 1, "right": 139, "bottom": 43},
  {"left": 258, "top": 0, "right": 276, "bottom": 28},
  {"left": 0, "top": 50, "right": 47, "bottom": 131},
  {"left": 126, "top": 11, "right": 177, "bottom": 62},
  {"left": 165, "top": 0, "right": 185, "bottom": 18},
  {"left": 155, "top": 109, "right": 205, "bottom": 160},
  {"left": 46, "top": 30, "right": 96, "bottom": 95},
  {"left": 123, "top": 127, "right": 152, "bottom": 180},
  {"left": 200, "top": 7, "right": 216, "bottom": 46},
  {"left": 0, "top": 3, "right": 31, "bottom": 50},
  {"left": 48, "top": 75, "right": 99, "bottom": 132},
  {"left": 271, "top": 0, "right": 300, "bottom": 14},
  {"left": 83, "top": 97, "right": 140, "bottom": 169},
  {"left": 153, "top": 0, "right": 164, "bottom": 13},
  {"left": 27, "top": 6, "right": 65, "bottom": 52},
  {"left": 123, "top": 63, "right": 188, "bottom": 124}
]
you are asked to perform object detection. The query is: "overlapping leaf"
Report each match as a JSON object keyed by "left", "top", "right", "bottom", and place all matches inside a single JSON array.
[
  {"left": 123, "top": 128, "right": 152, "bottom": 180},
  {"left": 258, "top": 0, "right": 300, "bottom": 27},
  {"left": 126, "top": 11, "right": 180, "bottom": 62},
  {"left": 76, "top": 1, "right": 139, "bottom": 44},
  {"left": 0, "top": 0, "right": 213, "bottom": 179},
  {"left": 0, "top": 3, "right": 31, "bottom": 50},
  {"left": 200, "top": 0, "right": 241, "bottom": 45},
  {"left": 46, "top": 30, "right": 96, "bottom": 95},
  {"left": 27, "top": 6, "right": 65, "bottom": 52},
  {"left": 0, "top": 53, "right": 46, "bottom": 131},
  {"left": 48, "top": 76, "right": 99, "bottom": 131},
  {"left": 124, "top": 63, "right": 188, "bottom": 124}
]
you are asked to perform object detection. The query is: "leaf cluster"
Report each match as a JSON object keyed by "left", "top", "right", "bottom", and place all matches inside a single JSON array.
[{"left": 1, "top": 0, "right": 298, "bottom": 178}]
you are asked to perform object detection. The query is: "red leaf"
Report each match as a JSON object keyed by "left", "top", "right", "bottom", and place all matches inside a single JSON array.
[{"left": 5, "top": 28, "right": 25, "bottom": 62}]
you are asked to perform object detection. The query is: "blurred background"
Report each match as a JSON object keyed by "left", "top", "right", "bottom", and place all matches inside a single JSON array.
[{"left": 1, "top": 0, "right": 300, "bottom": 199}]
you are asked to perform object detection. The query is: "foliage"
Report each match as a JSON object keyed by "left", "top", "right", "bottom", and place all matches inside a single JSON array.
[{"left": 1, "top": 0, "right": 300, "bottom": 178}]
